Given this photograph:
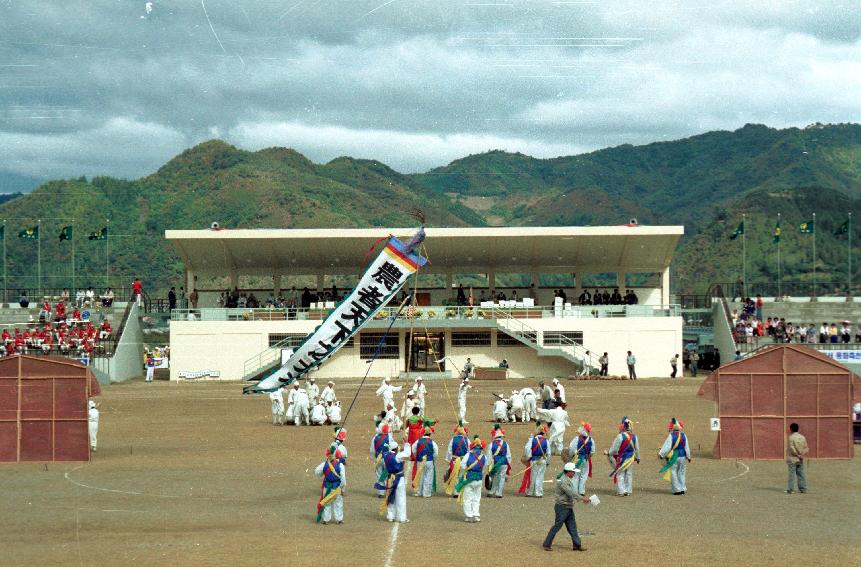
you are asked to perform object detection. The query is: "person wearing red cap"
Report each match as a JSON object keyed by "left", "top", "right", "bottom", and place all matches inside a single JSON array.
[
  {"left": 314, "top": 447, "right": 346, "bottom": 524},
  {"left": 659, "top": 418, "right": 691, "bottom": 494},
  {"left": 606, "top": 417, "right": 640, "bottom": 496},
  {"left": 567, "top": 422, "right": 596, "bottom": 496},
  {"left": 486, "top": 428, "right": 510, "bottom": 498},
  {"left": 444, "top": 424, "right": 470, "bottom": 496},
  {"left": 371, "top": 423, "right": 393, "bottom": 497},
  {"left": 411, "top": 427, "right": 438, "bottom": 497},
  {"left": 456, "top": 437, "right": 487, "bottom": 522}
]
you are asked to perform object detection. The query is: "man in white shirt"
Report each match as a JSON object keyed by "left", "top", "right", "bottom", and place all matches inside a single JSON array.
[
  {"left": 326, "top": 401, "right": 342, "bottom": 425},
  {"left": 306, "top": 378, "right": 320, "bottom": 405},
  {"left": 520, "top": 387, "right": 537, "bottom": 422},
  {"left": 88, "top": 400, "right": 99, "bottom": 452},
  {"left": 310, "top": 401, "right": 327, "bottom": 425},
  {"left": 321, "top": 381, "right": 337, "bottom": 404},
  {"left": 376, "top": 378, "right": 402, "bottom": 409},
  {"left": 269, "top": 387, "right": 285, "bottom": 425},
  {"left": 292, "top": 388, "right": 310, "bottom": 426},
  {"left": 537, "top": 403, "right": 571, "bottom": 455},
  {"left": 552, "top": 378, "right": 566, "bottom": 404},
  {"left": 508, "top": 389, "right": 524, "bottom": 422},
  {"left": 458, "top": 378, "right": 472, "bottom": 424},
  {"left": 493, "top": 396, "right": 509, "bottom": 422},
  {"left": 413, "top": 376, "right": 427, "bottom": 415}
]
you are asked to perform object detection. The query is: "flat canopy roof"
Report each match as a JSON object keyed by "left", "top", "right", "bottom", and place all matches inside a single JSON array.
[{"left": 166, "top": 225, "right": 684, "bottom": 275}]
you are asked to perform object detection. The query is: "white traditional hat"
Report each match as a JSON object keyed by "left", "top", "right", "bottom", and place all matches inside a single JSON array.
[
  {"left": 563, "top": 462, "right": 579, "bottom": 473},
  {"left": 389, "top": 441, "right": 399, "bottom": 450}
]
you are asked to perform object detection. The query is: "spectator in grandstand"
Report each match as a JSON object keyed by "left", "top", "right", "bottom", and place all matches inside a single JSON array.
[
  {"left": 75, "top": 288, "right": 85, "bottom": 308},
  {"left": 179, "top": 287, "right": 186, "bottom": 309},
  {"left": 840, "top": 321, "right": 852, "bottom": 343},
  {"left": 856, "top": 325, "right": 861, "bottom": 343},
  {"left": 457, "top": 283, "right": 466, "bottom": 305},
  {"left": 99, "top": 319, "right": 112, "bottom": 340},
  {"left": 39, "top": 300, "right": 52, "bottom": 323},
  {"left": 819, "top": 322, "right": 828, "bottom": 343},
  {"left": 499, "top": 359, "right": 509, "bottom": 369},
  {"left": 60, "top": 288, "right": 70, "bottom": 303},
  {"left": 578, "top": 289, "right": 592, "bottom": 305},
  {"left": 131, "top": 277, "right": 143, "bottom": 306},
  {"left": 807, "top": 324, "right": 817, "bottom": 343},
  {"left": 101, "top": 287, "right": 113, "bottom": 307},
  {"left": 168, "top": 287, "right": 177, "bottom": 310},
  {"left": 18, "top": 291, "right": 29, "bottom": 308},
  {"left": 829, "top": 322, "right": 839, "bottom": 343}
]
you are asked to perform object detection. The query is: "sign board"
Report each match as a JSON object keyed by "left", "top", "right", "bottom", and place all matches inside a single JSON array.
[
  {"left": 710, "top": 417, "right": 721, "bottom": 431},
  {"left": 820, "top": 350, "right": 861, "bottom": 363},
  {"left": 178, "top": 370, "right": 220, "bottom": 379},
  {"left": 281, "top": 348, "right": 294, "bottom": 366}
]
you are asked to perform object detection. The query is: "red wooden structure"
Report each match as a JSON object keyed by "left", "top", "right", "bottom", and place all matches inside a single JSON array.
[
  {"left": 698, "top": 345, "right": 861, "bottom": 460},
  {"left": 0, "top": 355, "right": 100, "bottom": 462}
]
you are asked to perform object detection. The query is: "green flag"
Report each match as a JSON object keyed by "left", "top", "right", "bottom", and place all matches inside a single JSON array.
[
  {"left": 798, "top": 219, "right": 814, "bottom": 234},
  {"left": 729, "top": 220, "right": 744, "bottom": 240},
  {"left": 88, "top": 227, "right": 108, "bottom": 241},
  {"left": 834, "top": 220, "right": 849, "bottom": 236},
  {"left": 17, "top": 226, "right": 39, "bottom": 240},
  {"left": 773, "top": 220, "right": 781, "bottom": 243},
  {"left": 59, "top": 225, "right": 73, "bottom": 241}
]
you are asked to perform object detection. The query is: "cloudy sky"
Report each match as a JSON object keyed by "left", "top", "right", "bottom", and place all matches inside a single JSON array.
[{"left": 1, "top": 0, "right": 859, "bottom": 188}]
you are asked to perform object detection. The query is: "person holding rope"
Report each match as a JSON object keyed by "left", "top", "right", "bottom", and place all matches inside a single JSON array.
[
  {"left": 444, "top": 423, "right": 471, "bottom": 497},
  {"left": 411, "top": 427, "right": 438, "bottom": 498},
  {"left": 315, "top": 446, "right": 346, "bottom": 525},
  {"left": 658, "top": 418, "right": 691, "bottom": 495},
  {"left": 456, "top": 436, "right": 487, "bottom": 522},
  {"left": 606, "top": 416, "right": 640, "bottom": 496},
  {"left": 381, "top": 440, "right": 412, "bottom": 523},
  {"left": 520, "top": 425, "right": 551, "bottom": 497},
  {"left": 371, "top": 423, "right": 393, "bottom": 497},
  {"left": 486, "top": 427, "right": 511, "bottom": 498}
]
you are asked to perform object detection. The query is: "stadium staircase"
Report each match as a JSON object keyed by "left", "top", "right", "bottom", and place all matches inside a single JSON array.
[
  {"left": 493, "top": 310, "right": 602, "bottom": 376},
  {"left": 240, "top": 335, "right": 293, "bottom": 383}
]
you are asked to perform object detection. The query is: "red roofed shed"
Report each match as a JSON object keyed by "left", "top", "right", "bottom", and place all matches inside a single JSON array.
[
  {"left": 0, "top": 355, "right": 101, "bottom": 462},
  {"left": 698, "top": 345, "right": 860, "bottom": 460}
]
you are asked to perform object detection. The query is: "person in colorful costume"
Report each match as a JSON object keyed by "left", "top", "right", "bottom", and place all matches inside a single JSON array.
[
  {"left": 411, "top": 427, "right": 438, "bottom": 497},
  {"left": 520, "top": 425, "right": 551, "bottom": 497},
  {"left": 566, "top": 422, "right": 595, "bottom": 496},
  {"left": 444, "top": 424, "right": 471, "bottom": 496},
  {"left": 485, "top": 427, "right": 510, "bottom": 498},
  {"left": 606, "top": 416, "right": 640, "bottom": 496},
  {"left": 314, "top": 447, "right": 346, "bottom": 524},
  {"left": 381, "top": 440, "right": 412, "bottom": 523},
  {"left": 456, "top": 436, "right": 487, "bottom": 522},
  {"left": 332, "top": 428, "right": 348, "bottom": 464},
  {"left": 370, "top": 423, "right": 393, "bottom": 497},
  {"left": 658, "top": 418, "right": 691, "bottom": 495}
]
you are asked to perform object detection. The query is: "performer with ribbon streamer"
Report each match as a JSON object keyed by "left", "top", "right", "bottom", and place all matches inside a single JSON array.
[
  {"left": 444, "top": 423, "right": 470, "bottom": 496},
  {"left": 485, "top": 427, "right": 511, "bottom": 498},
  {"left": 606, "top": 417, "right": 640, "bottom": 496},
  {"left": 658, "top": 418, "right": 691, "bottom": 495},
  {"left": 519, "top": 424, "right": 551, "bottom": 497},
  {"left": 565, "top": 422, "right": 595, "bottom": 496},
  {"left": 314, "top": 447, "right": 346, "bottom": 524},
  {"left": 411, "top": 427, "right": 438, "bottom": 497},
  {"left": 370, "top": 423, "right": 392, "bottom": 497},
  {"left": 455, "top": 436, "right": 487, "bottom": 522}
]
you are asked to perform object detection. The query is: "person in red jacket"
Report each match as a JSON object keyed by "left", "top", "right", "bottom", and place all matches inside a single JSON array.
[
  {"left": 99, "top": 320, "right": 112, "bottom": 340},
  {"left": 55, "top": 301, "right": 66, "bottom": 322},
  {"left": 132, "top": 277, "right": 143, "bottom": 305}
]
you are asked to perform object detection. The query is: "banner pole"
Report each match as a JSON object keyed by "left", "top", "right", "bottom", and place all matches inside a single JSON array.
[
  {"left": 72, "top": 222, "right": 76, "bottom": 296},
  {"left": 777, "top": 213, "right": 781, "bottom": 300},
  {"left": 812, "top": 212, "right": 816, "bottom": 299},
  {"left": 742, "top": 214, "right": 746, "bottom": 298},
  {"left": 37, "top": 219, "right": 41, "bottom": 298},
  {"left": 2, "top": 220, "right": 5, "bottom": 305},
  {"left": 849, "top": 213, "right": 853, "bottom": 296},
  {"left": 106, "top": 219, "right": 110, "bottom": 290}
]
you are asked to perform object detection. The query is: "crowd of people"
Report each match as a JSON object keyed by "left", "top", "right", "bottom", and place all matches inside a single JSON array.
[
  {"left": 267, "top": 378, "right": 342, "bottom": 426},
  {"left": 577, "top": 288, "right": 639, "bottom": 305},
  {"left": 732, "top": 295, "right": 861, "bottom": 345}
]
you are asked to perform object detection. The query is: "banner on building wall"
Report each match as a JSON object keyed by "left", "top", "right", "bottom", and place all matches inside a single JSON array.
[{"left": 244, "top": 234, "right": 427, "bottom": 393}]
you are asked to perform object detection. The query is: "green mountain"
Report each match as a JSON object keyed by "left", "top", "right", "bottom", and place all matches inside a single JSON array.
[{"left": 0, "top": 123, "right": 858, "bottom": 296}]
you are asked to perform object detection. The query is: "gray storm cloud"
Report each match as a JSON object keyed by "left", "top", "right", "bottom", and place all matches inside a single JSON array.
[{"left": 0, "top": 0, "right": 858, "bottom": 182}]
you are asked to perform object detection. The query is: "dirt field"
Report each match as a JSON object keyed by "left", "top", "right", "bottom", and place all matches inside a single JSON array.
[{"left": 2, "top": 376, "right": 859, "bottom": 566}]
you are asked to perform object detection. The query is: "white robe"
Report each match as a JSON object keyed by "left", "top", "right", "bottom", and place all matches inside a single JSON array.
[
  {"left": 493, "top": 399, "right": 509, "bottom": 422},
  {"left": 519, "top": 388, "right": 536, "bottom": 422},
  {"left": 321, "top": 386, "right": 336, "bottom": 404},
  {"left": 536, "top": 407, "right": 570, "bottom": 454},
  {"left": 387, "top": 445, "right": 412, "bottom": 522},
  {"left": 376, "top": 382, "right": 402, "bottom": 408},
  {"left": 310, "top": 403, "right": 327, "bottom": 425}
]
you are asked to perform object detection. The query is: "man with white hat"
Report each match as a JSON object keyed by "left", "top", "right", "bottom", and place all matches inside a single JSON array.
[
  {"left": 371, "top": 423, "right": 393, "bottom": 497},
  {"left": 401, "top": 390, "right": 417, "bottom": 422},
  {"left": 376, "top": 377, "right": 402, "bottom": 409},
  {"left": 310, "top": 400, "right": 327, "bottom": 425},
  {"left": 486, "top": 427, "right": 511, "bottom": 498},
  {"left": 542, "top": 462, "right": 590, "bottom": 551},
  {"left": 658, "top": 418, "right": 691, "bottom": 495},
  {"left": 326, "top": 400, "right": 341, "bottom": 425},
  {"left": 551, "top": 378, "right": 566, "bottom": 404},
  {"left": 411, "top": 427, "right": 438, "bottom": 497},
  {"left": 314, "top": 446, "right": 346, "bottom": 524},
  {"left": 508, "top": 389, "right": 524, "bottom": 422},
  {"left": 606, "top": 416, "right": 640, "bottom": 496},
  {"left": 268, "top": 386, "right": 286, "bottom": 425},
  {"left": 457, "top": 377, "right": 472, "bottom": 424},
  {"left": 321, "top": 381, "right": 337, "bottom": 404},
  {"left": 286, "top": 383, "right": 300, "bottom": 423},
  {"left": 382, "top": 440, "right": 412, "bottom": 523},
  {"left": 87, "top": 400, "right": 99, "bottom": 452},
  {"left": 455, "top": 436, "right": 487, "bottom": 522},
  {"left": 413, "top": 376, "right": 427, "bottom": 415},
  {"left": 292, "top": 386, "right": 311, "bottom": 426},
  {"left": 567, "top": 422, "right": 596, "bottom": 496},
  {"left": 306, "top": 377, "right": 320, "bottom": 405}
]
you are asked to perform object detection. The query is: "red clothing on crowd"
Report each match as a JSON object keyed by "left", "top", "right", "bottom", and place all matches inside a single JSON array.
[{"left": 132, "top": 279, "right": 143, "bottom": 296}]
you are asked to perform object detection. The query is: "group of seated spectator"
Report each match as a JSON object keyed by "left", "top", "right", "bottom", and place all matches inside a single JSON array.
[
  {"left": 0, "top": 318, "right": 112, "bottom": 357},
  {"left": 732, "top": 310, "right": 861, "bottom": 345},
  {"left": 578, "top": 288, "right": 639, "bottom": 305},
  {"left": 18, "top": 287, "right": 114, "bottom": 309}
]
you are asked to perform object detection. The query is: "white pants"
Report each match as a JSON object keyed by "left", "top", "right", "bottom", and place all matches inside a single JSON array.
[
  {"left": 285, "top": 404, "right": 294, "bottom": 422},
  {"left": 461, "top": 480, "right": 482, "bottom": 519},
  {"left": 493, "top": 409, "right": 508, "bottom": 422},
  {"left": 458, "top": 398, "right": 467, "bottom": 422},
  {"left": 293, "top": 404, "right": 309, "bottom": 426},
  {"left": 549, "top": 436, "right": 564, "bottom": 456},
  {"left": 386, "top": 478, "right": 408, "bottom": 522},
  {"left": 573, "top": 468, "right": 588, "bottom": 496},
  {"left": 145, "top": 367, "right": 154, "bottom": 382},
  {"left": 489, "top": 466, "right": 506, "bottom": 497},
  {"left": 311, "top": 414, "right": 327, "bottom": 425},
  {"left": 528, "top": 460, "right": 547, "bottom": 496},
  {"left": 417, "top": 399, "right": 426, "bottom": 415},
  {"left": 320, "top": 493, "right": 343, "bottom": 523},
  {"left": 88, "top": 422, "right": 98, "bottom": 450},
  {"left": 414, "top": 460, "right": 435, "bottom": 497},
  {"left": 271, "top": 400, "right": 285, "bottom": 424},
  {"left": 522, "top": 396, "right": 536, "bottom": 422},
  {"left": 510, "top": 403, "right": 524, "bottom": 422},
  {"left": 670, "top": 458, "right": 687, "bottom": 493},
  {"left": 616, "top": 467, "right": 633, "bottom": 495}
]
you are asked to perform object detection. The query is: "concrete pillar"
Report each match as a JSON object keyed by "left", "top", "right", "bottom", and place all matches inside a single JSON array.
[
  {"left": 316, "top": 272, "right": 324, "bottom": 294},
  {"left": 661, "top": 267, "right": 670, "bottom": 306},
  {"left": 617, "top": 271, "right": 626, "bottom": 291},
  {"left": 488, "top": 270, "right": 496, "bottom": 295},
  {"left": 274, "top": 274, "right": 282, "bottom": 297},
  {"left": 573, "top": 272, "right": 582, "bottom": 299}
]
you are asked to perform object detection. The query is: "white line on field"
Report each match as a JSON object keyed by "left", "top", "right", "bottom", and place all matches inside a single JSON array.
[
  {"left": 65, "top": 465, "right": 182, "bottom": 498},
  {"left": 383, "top": 522, "right": 399, "bottom": 567},
  {"left": 715, "top": 460, "right": 750, "bottom": 483}
]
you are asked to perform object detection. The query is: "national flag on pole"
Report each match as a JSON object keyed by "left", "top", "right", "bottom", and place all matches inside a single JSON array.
[
  {"left": 88, "top": 227, "right": 108, "bottom": 241},
  {"left": 59, "top": 226, "right": 73, "bottom": 241},
  {"left": 773, "top": 220, "right": 781, "bottom": 243},
  {"left": 834, "top": 220, "right": 849, "bottom": 236},
  {"left": 798, "top": 219, "right": 814, "bottom": 234},
  {"left": 18, "top": 226, "right": 39, "bottom": 240},
  {"left": 729, "top": 221, "right": 744, "bottom": 240}
]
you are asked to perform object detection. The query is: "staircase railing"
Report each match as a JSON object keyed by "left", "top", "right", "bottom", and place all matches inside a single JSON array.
[{"left": 241, "top": 336, "right": 295, "bottom": 381}]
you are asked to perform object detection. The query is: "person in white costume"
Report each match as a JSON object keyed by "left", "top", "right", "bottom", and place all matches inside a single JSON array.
[
  {"left": 458, "top": 378, "right": 472, "bottom": 424},
  {"left": 310, "top": 401, "right": 327, "bottom": 425},
  {"left": 293, "top": 387, "right": 310, "bottom": 426},
  {"left": 376, "top": 378, "right": 402, "bottom": 409},
  {"left": 321, "top": 381, "right": 337, "bottom": 404},
  {"left": 537, "top": 403, "right": 571, "bottom": 456},
  {"left": 493, "top": 397, "right": 509, "bottom": 422},
  {"left": 413, "top": 376, "right": 427, "bottom": 414},
  {"left": 326, "top": 401, "right": 342, "bottom": 425},
  {"left": 411, "top": 428, "right": 439, "bottom": 497},
  {"left": 269, "top": 387, "right": 285, "bottom": 425},
  {"left": 519, "top": 387, "right": 537, "bottom": 422},
  {"left": 383, "top": 441, "right": 412, "bottom": 523},
  {"left": 285, "top": 383, "right": 299, "bottom": 423},
  {"left": 314, "top": 448, "right": 346, "bottom": 524},
  {"left": 401, "top": 390, "right": 417, "bottom": 422},
  {"left": 87, "top": 400, "right": 99, "bottom": 452},
  {"left": 306, "top": 378, "right": 320, "bottom": 405},
  {"left": 508, "top": 389, "right": 524, "bottom": 422}
]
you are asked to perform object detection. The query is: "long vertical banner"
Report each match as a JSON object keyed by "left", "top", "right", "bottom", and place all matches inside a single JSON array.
[{"left": 243, "top": 235, "right": 426, "bottom": 393}]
